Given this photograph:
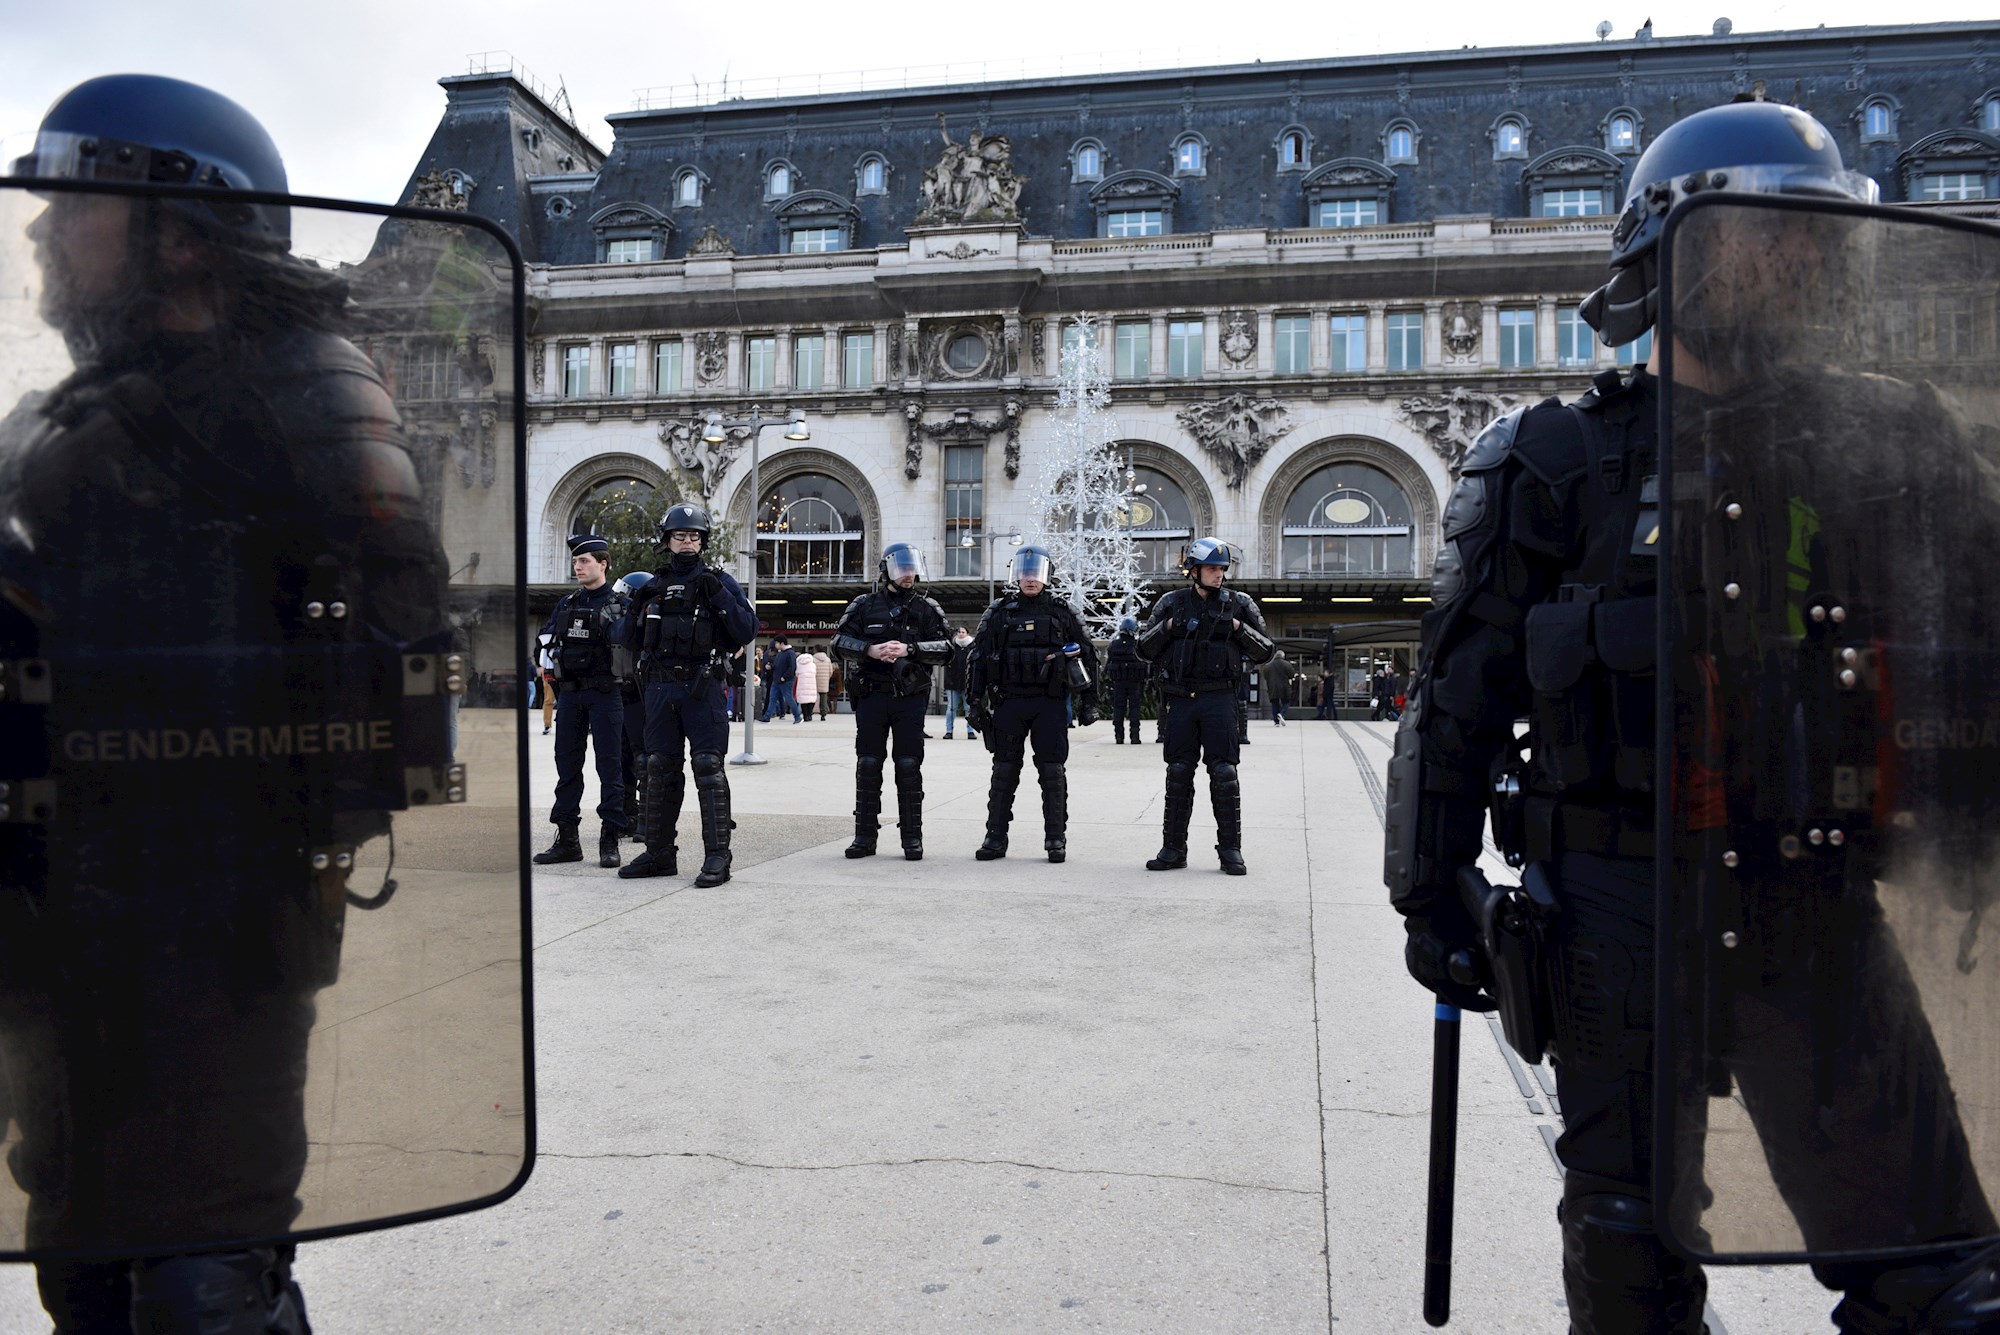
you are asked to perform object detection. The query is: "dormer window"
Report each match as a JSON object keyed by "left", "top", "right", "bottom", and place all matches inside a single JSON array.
[
  {"left": 775, "top": 190, "right": 859, "bottom": 254},
  {"left": 1861, "top": 98, "right": 1898, "bottom": 143},
  {"left": 1089, "top": 170, "right": 1181, "bottom": 238},
  {"left": 1071, "top": 140, "right": 1105, "bottom": 182},
  {"left": 1983, "top": 95, "right": 2000, "bottom": 133},
  {"left": 1605, "top": 111, "right": 1639, "bottom": 153},
  {"left": 589, "top": 201, "right": 672, "bottom": 265},
  {"left": 856, "top": 154, "right": 888, "bottom": 196},
  {"left": 764, "top": 160, "right": 798, "bottom": 200},
  {"left": 674, "top": 169, "right": 704, "bottom": 207},
  {"left": 1493, "top": 117, "right": 1528, "bottom": 160},
  {"left": 1173, "top": 134, "right": 1207, "bottom": 176},
  {"left": 1277, "top": 128, "right": 1309, "bottom": 170},
  {"left": 1383, "top": 120, "right": 1420, "bottom": 165}
]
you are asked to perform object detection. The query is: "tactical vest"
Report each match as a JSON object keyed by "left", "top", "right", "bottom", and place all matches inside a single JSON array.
[
  {"left": 992, "top": 596, "right": 1068, "bottom": 694},
  {"left": 641, "top": 572, "right": 717, "bottom": 668},
  {"left": 554, "top": 590, "right": 617, "bottom": 682},
  {"left": 849, "top": 590, "right": 937, "bottom": 696},
  {"left": 1522, "top": 372, "right": 1661, "bottom": 815},
  {"left": 1160, "top": 589, "right": 1245, "bottom": 694},
  {"left": 1106, "top": 635, "right": 1147, "bottom": 685}
]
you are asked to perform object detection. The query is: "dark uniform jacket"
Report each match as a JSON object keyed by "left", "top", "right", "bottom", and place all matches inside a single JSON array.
[
  {"left": 832, "top": 586, "right": 953, "bottom": 697},
  {"left": 1136, "top": 585, "right": 1276, "bottom": 694},
  {"left": 966, "top": 592, "right": 1097, "bottom": 702}
]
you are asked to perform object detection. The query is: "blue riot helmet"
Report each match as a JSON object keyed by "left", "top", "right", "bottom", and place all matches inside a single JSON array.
[
  {"left": 1008, "top": 545, "right": 1054, "bottom": 586},
  {"left": 656, "top": 502, "right": 712, "bottom": 548},
  {"left": 613, "top": 571, "right": 654, "bottom": 598},
  {"left": 1119, "top": 615, "right": 1139, "bottom": 634},
  {"left": 1180, "top": 537, "right": 1232, "bottom": 578},
  {"left": 12, "top": 74, "right": 292, "bottom": 248},
  {"left": 1579, "top": 101, "right": 1877, "bottom": 347},
  {"left": 880, "top": 542, "right": 928, "bottom": 586}
]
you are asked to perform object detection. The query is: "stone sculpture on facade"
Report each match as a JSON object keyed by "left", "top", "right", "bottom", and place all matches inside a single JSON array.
[
  {"left": 902, "top": 399, "right": 1024, "bottom": 480},
  {"left": 1221, "top": 313, "right": 1256, "bottom": 365},
  {"left": 403, "top": 168, "right": 471, "bottom": 214},
  {"left": 690, "top": 224, "right": 735, "bottom": 255},
  {"left": 1396, "top": 387, "right": 1521, "bottom": 476},
  {"left": 451, "top": 406, "right": 500, "bottom": 490},
  {"left": 693, "top": 332, "right": 727, "bottom": 385},
  {"left": 1440, "top": 302, "right": 1480, "bottom": 364},
  {"left": 915, "top": 117, "right": 1026, "bottom": 226},
  {"left": 1176, "top": 395, "right": 1294, "bottom": 490},
  {"left": 660, "top": 416, "right": 751, "bottom": 495}
]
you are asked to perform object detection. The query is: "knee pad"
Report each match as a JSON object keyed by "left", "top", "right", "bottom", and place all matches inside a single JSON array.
[
  {"left": 1035, "top": 760, "right": 1065, "bottom": 784},
  {"left": 1558, "top": 1180, "right": 1706, "bottom": 1334},
  {"left": 1206, "top": 761, "right": 1239, "bottom": 787},
  {"left": 893, "top": 755, "right": 921, "bottom": 788},
  {"left": 1166, "top": 760, "right": 1198, "bottom": 789},
  {"left": 691, "top": 750, "right": 725, "bottom": 784},
  {"left": 856, "top": 754, "right": 885, "bottom": 783}
]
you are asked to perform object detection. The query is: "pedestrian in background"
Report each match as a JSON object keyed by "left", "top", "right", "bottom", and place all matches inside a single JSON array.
[
  {"left": 533, "top": 533, "right": 628, "bottom": 869},
  {"left": 812, "top": 649, "right": 834, "bottom": 719},
  {"left": 1263, "top": 650, "right": 1295, "bottom": 727},
  {"left": 942, "top": 626, "right": 977, "bottom": 740},
  {"left": 793, "top": 643, "right": 820, "bottom": 720},
  {"left": 1314, "top": 670, "right": 1336, "bottom": 721}
]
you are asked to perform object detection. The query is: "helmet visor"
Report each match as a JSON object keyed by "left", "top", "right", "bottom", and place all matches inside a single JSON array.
[
  {"left": 1009, "top": 549, "right": 1053, "bottom": 584},
  {"left": 883, "top": 545, "right": 927, "bottom": 583}
]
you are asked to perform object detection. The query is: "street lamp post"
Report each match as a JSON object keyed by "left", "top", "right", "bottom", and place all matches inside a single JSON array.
[
  {"left": 703, "top": 405, "right": 809, "bottom": 766},
  {"left": 961, "top": 527, "right": 1024, "bottom": 606}
]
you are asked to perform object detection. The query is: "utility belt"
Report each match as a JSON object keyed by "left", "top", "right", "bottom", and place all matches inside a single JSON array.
[
  {"left": 851, "top": 674, "right": 927, "bottom": 701},
  {"left": 641, "top": 655, "right": 717, "bottom": 684},
  {"left": 1159, "top": 678, "right": 1237, "bottom": 700},
  {"left": 996, "top": 682, "right": 1061, "bottom": 700},
  {"left": 1521, "top": 793, "right": 1655, "bottom": 861},
  {"left": 558, "top": 675, "right": 618, "bottom": 694}
]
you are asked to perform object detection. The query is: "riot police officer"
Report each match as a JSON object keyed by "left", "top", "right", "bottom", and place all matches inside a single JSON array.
[
  {"left": 611, "top": 570, "right": 653, "bottom": 839},
  {"left": 0, "top": 74, "right": 471, "bottom": 1332},
  {"left": 1103, "top": 615, "right": 1149, "bottom": 744},
  {"left": 619, "top": 503, "right": 755, "bottom": 886},
  {"left": 832, "top": 543, "right": 954, "bottom": 859},
  {"left": 964, "top": 546, "right": 1098, "bottom": 862},
  {"left": 534, "top": 533, "right": 628, "bottom": 868},
  {"left": 1384, "top": 101, "right": 2000, "bottom": 1333},
  {"left": 1136, "top": 539, "right": 1275, "bottom": 875}
]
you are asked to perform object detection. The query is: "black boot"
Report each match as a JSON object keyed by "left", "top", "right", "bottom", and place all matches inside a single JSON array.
[
  {"left": 620, "top": 754, "right": 681, "bottom": 878},
  {"left": 895, "top": 755, "right": 924, "bottom": 861},
  {"left": 1037, "top": 760, "right": 1067, "bottom": 862},
  {"left": 599, "top": 827, "right": 623, "bottom": 869},
  {"left": 1559, "top": 1178, "right": 1707, "bottom": 1335},
  {"left": 533, "top": 821, "right": 583, "bottom": 864},
  {"left": 847, "top": 754, "right": 883, "bottom": 858},
  {"left": 692, "top": 751, "right": 733, "bottom": 887},
  {"left": 1146, "top": 761, "right": 1196, "bottom": 871},
  {"left": 1211, "top": 761, "right": 1246, "bottom": 875},
  {"left": 976, "top": 760, "right": 1021, "bottom": 860}
]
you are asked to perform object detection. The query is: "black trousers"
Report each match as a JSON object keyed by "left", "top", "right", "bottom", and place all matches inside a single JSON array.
[
  {"left": 1109, "top": 682, "right": 1145, "bottom": 739},
  {"left": 1545, "top": 850, "right": 1997, "bottom": 1333},
  {"left": 618, "top": 685, "right": 644, "bottom": 824},
  {"left": 988, "top": 694, "right": 1070, "bottom": 768},
  {"left": 1160, "top": 689, "right": 1238, "bottom": 767},
  {"left": 854, "top": 691, "right": 927, "bottom": 768},
  {"left": 550, "top": 683, "right": 626, "bottom": 831}
]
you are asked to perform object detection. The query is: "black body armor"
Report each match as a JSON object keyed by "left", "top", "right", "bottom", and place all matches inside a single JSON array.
[
  {"left": 1142, "top": 586, "right": 1273, "bottom": 696},
  {"left": 552, "top": 585, "right": 618, "bottom": 685},
  {"left": 984, "top": 594, "right": 1079, "bottom": 696},
  {"left": 1105, "top": 633, "right": 1148, "bottom": 685},
  {"left": 831, "top": 588, "right": 952, "bottom": 697},
  {"left": 638, "top": 569, "right": 721, "bottom": 676}
]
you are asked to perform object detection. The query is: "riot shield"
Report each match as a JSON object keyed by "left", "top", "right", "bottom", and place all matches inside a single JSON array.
[
  {"left": 0, "top": 179, "right": 531, "bottom": 1259},
  {"left": 1656, "top": 193, "right": 2000, "bottom": 1262}
]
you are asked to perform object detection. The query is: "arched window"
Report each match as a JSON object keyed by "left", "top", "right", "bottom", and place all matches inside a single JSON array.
[
  {"left": 1493, "top": 117, "right": 1527, "bottom": 160},
  {"left": 1281, "top": 463, "right": 1413, "bottom": 576},
  {"left": 1174, "top": 135, "right": 1205, "bottom": 175},
  {"left": 1606, "top": 113, "right": 1637, "bottom": 153},
  {"left": 569, "top": 476, "right": 660, "bottom": 547},
  {"left": 1072, "top": 140, "right": 1104, "bottom": 182},
  {"left": 1113, "top": 467, "right": 1196, "bottom": 575},
  {"left": 857, "top": 155, "right": 887, "bottom": 195},
  {"left": 1863, "top": 100, "right": 1895, "bottom": 140},
  {"left": 1984, "top": 97, "right": 2000, "bottom": 133},
  {"left": 756, "top": 473, "right": 865, "bottom": 581},
  {"left": 1385, "top": 123, "right": 1418, "bottom": 164},
  {"left": 765, "top": 161, "right": 796, "bottom": 199},
  {"left": 1278, "top": 129, "right": 1307, "bottom": 169},
  {"left": 675, "top": 169, "right": 703, "bottom": 207}
]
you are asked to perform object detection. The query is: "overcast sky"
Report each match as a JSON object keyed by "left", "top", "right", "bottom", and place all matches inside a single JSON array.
[{"left": 6, "top": 0, "right": 1994, "bottom": 212}]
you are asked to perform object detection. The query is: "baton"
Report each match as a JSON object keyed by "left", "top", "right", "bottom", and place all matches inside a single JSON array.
[{"left": 1423, "top": 998, "right": 1463, "bottom": 1327}]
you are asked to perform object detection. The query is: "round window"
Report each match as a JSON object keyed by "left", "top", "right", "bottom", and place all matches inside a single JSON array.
[
  {"left": 1121, "top": 499, "right": 1157, "bottom": 528},
  {"left": 1327, "top": 497, "right": 1374, "bottom": 525},
  {"left": 946, "top": 333, "right": 988, "bottom": 373}
]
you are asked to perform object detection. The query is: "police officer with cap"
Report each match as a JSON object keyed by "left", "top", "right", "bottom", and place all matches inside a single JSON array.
[
  {"left": 1, "top": 72, "right": 465, "bottom": 1333},
  {"left": 832, "top": 543, "right": 954, "bottom": 859},
  {"left": 1386, "top": 99, "right": 2000, "bottom": 1331},
  {"left": 1104, "top": 614, "right": 1150, "bottom": 745},
  {"left": 610, "top": 570, "right": 653, "bottom": 838},
  {"left": 535, "top": 533, "right": 628, "bottom": 868},
  {"left": 1136, "top": 538, "right": 1275, "bottom": 874},
  {"left": 619, "top": 503, "right": 755, "bottom": 886},
  {"left": 964, "top": 545, "right": 1098, "bottom": 862}
]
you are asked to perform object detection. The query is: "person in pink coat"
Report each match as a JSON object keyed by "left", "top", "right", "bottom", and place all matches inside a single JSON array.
[{"left": 792, "top": 642, "right": 821, "bottom": 720}]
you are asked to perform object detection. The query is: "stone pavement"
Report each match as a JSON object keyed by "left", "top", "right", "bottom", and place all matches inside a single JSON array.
[{"left": 0, "top": 710, "right": 1840, "bottom": 1332}]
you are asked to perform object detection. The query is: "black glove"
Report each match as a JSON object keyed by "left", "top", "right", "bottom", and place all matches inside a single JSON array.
[
  {"left": 966, "top": 698, "right": 994, "bottom": 735},
  {"left": 693, "top": 569, "right": 724, "bottom": 603},
  {"left": 1075, "top": 699, "right": 1099, "bottom": 728},
  {"left": 1402, "top": 914, "right": 1497, "bottom": 1013}
]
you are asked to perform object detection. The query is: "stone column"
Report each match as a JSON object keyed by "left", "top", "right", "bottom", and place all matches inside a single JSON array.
[
  {"left": 1423, "top": 300, "right": 1444, "bottom": 371},
  {"left": 726, "top": 332, "right": 745, "bottom": 392},
  {"left": 1366, "top": 303, "right": 1388, "bottom": 373},
  {"left": 1479, "top": 302, "right": 1501, "bottom": 372},
  {"left": 821, "top": 325, "right": 840, "bottom": 390},
  {"left": 586, "top": 337, "right": 606, "bottom": 397},
  {"left": 1002, "top": 314, "right": 1023, "bottom": 385},
  {"left": 1309, "top": 306, "right": 1331, "bottom": 372},
  {"left": 1148, "top": 314, "right": 1168, "bottom": 379},
  {"left": 1256, "top": 310, "right": 1276, "bottom": 375},
  {"left": 871, "top": 323, "right": 889, "bottom": 385},
  {"left": 903, "top": 318, "right": 921, "bottom": 386},
  {"left": 636, "top": 340, "right": 655, "bottom": 398},
  {"left": 1202, "top": 315, "right": 1221, "bottom": 379},
  {"left": 1041, "top": 316, "right": 1064, "bottom": 378},
  {"left": 1536, "top": 298, "right": 1558, "bottom": 369},
  {"left": 542, "top": 341, "right": 560, "bottom": 398},
  {"left": 774, "top": 330, "right": 793, "bottom": 392}
]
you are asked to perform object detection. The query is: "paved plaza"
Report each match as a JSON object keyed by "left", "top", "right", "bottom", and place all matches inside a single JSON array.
[{"left": 0, "top": 710, "right": 1840, "bottom": 1332}]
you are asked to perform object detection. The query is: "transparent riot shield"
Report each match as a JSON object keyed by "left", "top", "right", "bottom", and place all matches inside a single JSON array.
[
  {"left": 1656, "top": 193, "right": 2000, "bottom": 1262},
  {"left": 0, "top": 179, "right": 530, "bottom": 1259}
]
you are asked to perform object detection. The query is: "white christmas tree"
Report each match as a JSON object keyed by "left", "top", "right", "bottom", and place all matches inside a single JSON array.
[{"left": 1026, "top": 315, "right": 1153, "bottom": 638}]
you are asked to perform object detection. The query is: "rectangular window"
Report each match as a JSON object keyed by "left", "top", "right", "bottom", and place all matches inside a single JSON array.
[
  {"left": 1498, "top": 307, "right": 1536, "bottom": 369},
  {"left": 1315, "top": 199, "right": 1379, "bottom": 228},
  {"left": 1274, "top": 315, "right": 1311, "bottom": 373},
  {"left": 1541, "top": 188, "right": 1605, "bottom": 218},
  {"left": 1557, "top": 308, "right": 1592, "bottom": 366},
  {"left": 746, "top": 336, "right": 777, "bottom": 390},
  {"left": 562, "top": 345, "right": 589, "bottom": 398},
  {"left": 943, "top": 444, "right": 985, "bottom": 577},
  {"left": 1105, "top": 210, "right": 1164, "bottom": 237},
  {"left": 655, "top": 339, "right": 684, "bottom": 394},
  {"left": 1386, "top": 311, "right": 1422, "bottom": 372},
  {"left": 607, "top": 342, "right": 637, "bottom": 396},
  {"left": 1060, "top": 323, "right": 1091, "bottom": 377},
  {"left": 1114, "top": 322, "right": 1150, "bottom": 380},
  {"left": 789, "top": 227, "right": 845, "bottom": 252},
  {"left": 604, "top": 238, "right": 654, "bottom": 263},
  {"left": 1614, "top": 328, "right": 1654, "bottom": 368},
  {"left": 1937, "top": 294, "right": 1977, "bottom": 359},
  {"left": 1329, "top": 314, "right": 1366, "bottom": 373},
  {"left": 1167, "top": 320, "right": 1204, "bottom": 378},
  {"left": 1920, "top": 173, "right": 1987, "bottom": 202},
  {"left": 793, "top": 334, "right": 826, "bottom": 391},
  {"left": 842, "top": 332, "right": 873, "bottom": 388}
]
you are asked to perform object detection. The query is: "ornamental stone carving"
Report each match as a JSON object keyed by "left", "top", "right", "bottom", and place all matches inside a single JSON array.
[
  {"left": 915, "top": 117, "right": 1026, "bottom": 225},
  {"left": 693, "top": 332, "right": 727, "bottom": 385},
  {"left": 1441, "top": 302, "right": 1480, "bottom": 364},
  {"left": 451, "top": 406, "right": 499, "bottom": 489},
  {"left": 1396, "top": 388, "right": 1521, "bottom": 477},
  {"left": 901, "top": 399, "right": 1024, "bottom": 480},
  {"left": 659, "top": 416, "right": 752, "bottom": 494},
  {"left": 404, "top": 168, "right": 471, "bottom": 213},
  {"left": 690, "top": 224, "right": 735, "bottom": 256},
  {"left": 1176, "top": 395, "right": 1295, "bottom": 490},
  {"left": 1221, "top": 312, "right": 1256, "bottom": 365}
]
